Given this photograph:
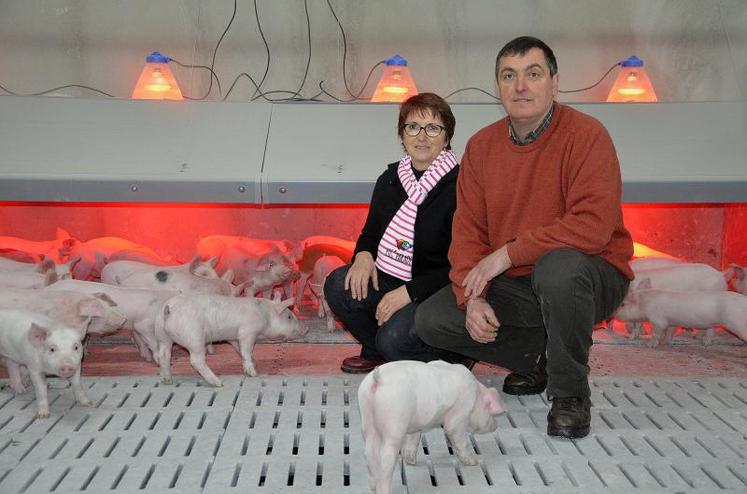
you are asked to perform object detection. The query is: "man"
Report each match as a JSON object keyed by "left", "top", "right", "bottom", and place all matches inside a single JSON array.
[{"left": 415, "top": 36, "right": 633, "bottom": 439}]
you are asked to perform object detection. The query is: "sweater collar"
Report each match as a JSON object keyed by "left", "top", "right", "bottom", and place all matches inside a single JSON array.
[{"left": 508, "top": 103, "right": 555, "bottom": 145}]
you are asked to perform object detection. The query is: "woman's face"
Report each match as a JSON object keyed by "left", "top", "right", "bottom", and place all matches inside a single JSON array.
[{"left": 401, "top": 110, "right": 448, "bottom": 170}]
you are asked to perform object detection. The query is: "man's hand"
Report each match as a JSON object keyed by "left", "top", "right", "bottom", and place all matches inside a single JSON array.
[
  {"left": 344, "top": 251, "right": 379, "bottom": 300},
  {"left": 375, "top": 285, "right": 411, "bottom": 326},
  {"left": 462, "top": 245, "right": 512, "bottom": 299},
  {"left": 465, "top": 297, "right": 500, "bottom": 344}
]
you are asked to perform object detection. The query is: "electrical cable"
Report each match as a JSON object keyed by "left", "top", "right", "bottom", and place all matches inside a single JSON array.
[
  {"left": 325, "top": 0, "right": 385, "bottom": 101},
  {"left": 325, "top": 0, "right": 356, "bottom": 99},
  {"left": 251, "top": 0, "right": 271, "bottom": 99},
  {"left": 0, "top": 82, "right": 115, "bottom": 98},
  {"left": 317, "top": 60, "right": 384, "bottom": 102},
  {"left": 222, "top": 72, "right": 264, "bottom": 101},
  {"left": 559, "top": 62, "right": 620, "bottom": 94},
  {"left": 169, "top": 58, "right": 222, "bottom": 97},
  {"left": 281, "top": 0, "right": 312, "bottom": 101},
  {"left": 226, "top": 0, "right": 311, "bottom": 102},
  {"left": 192, "top": 0, "right": 237, "bottom": 100},
  {"left": 443, "top": 87, "right": 500, "bottom": 101}
]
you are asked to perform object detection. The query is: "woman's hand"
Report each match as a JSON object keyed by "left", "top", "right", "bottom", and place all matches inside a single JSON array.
[
  {"left": 465, "top": 297, "right": 499, "bottom": 344},
  {"left": 463, "top": 245, "right": 512, "bottom": 299},
  {"left": 375, "top": 285, "right": 411, "bottom": 326},
  {"left": 344, "top": 251, "right": 379, "bottom": 300}
]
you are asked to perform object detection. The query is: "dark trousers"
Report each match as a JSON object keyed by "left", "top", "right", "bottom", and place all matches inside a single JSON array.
[
  {"left": 324, "top": 265, "right": 466, "bottom": 363},
  {"left": 415, "top": 248, "right": 629, "bottom": 398}
]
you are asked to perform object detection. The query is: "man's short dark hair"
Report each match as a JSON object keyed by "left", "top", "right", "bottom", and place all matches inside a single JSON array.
[{"left": 495, "top": 36, "right": 558, "bottom": 78}]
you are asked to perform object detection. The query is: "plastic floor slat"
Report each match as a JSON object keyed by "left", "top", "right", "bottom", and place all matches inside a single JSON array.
[{"left": 1, "top": 375, "right": 747, "bottom": 493}]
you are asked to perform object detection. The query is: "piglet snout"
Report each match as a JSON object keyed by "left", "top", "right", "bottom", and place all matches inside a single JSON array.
[{"left": 57, "top": 361, "right": 77, "bottom": 378}]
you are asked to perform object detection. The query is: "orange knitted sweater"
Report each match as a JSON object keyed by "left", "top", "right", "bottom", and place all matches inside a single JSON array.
[{"left": 449, "top": 102, "right": 634, "bottom": 306}]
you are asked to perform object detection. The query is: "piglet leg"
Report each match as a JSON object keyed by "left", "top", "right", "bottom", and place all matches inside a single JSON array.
[
  {"left": 71, "top": 367, "right": 92, "bottom": 407},
  {"left": 131, "top": 330, "right": 153, "bottom": 362},
  {"left": 445, "top": 426, "right": 478, "bottom": 466},
  {"left": 28, "top": 370, "right": 50, "bottom": 418},
  {"left": 375, "top": 438, "right": 402, "bottom": 494},
  {"left": 5, "top": 359, "right": 26, "bottom": 394},
  {"left": 157, "top": 339, "right": 174, "bottom": 385},
  {"left": 187, "top": 347, "right": 222, "bottom": 387},
  {"left": 403, "top": 432, "right": 421, "bottom": 465},
  {"left": 237, "top": 329, "right": 258, "bottom": 377}
]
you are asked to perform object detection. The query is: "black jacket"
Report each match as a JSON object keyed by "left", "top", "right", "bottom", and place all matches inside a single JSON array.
[{"left": 355, "top": 161, "right": 459, "bottom": 303}]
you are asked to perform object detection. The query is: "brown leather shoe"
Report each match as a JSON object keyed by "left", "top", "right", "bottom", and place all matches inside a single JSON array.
[
  {"left": 340, "top": 356, "right": 385, "bottom": 374},
  {"left": 502, "top": 353, "right": 547, "bottom": 395},
  {"left": 547, "top": 396, "right": 592, "bottom": 438}
]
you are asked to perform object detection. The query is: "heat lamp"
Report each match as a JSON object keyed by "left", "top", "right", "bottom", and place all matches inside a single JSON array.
[
  {"left": 606, "top": 55, "right": 657, "bottom": 103},
  {"left": 132, "top": 52, "right": 183, "bottom": 100},
  {"left": 371, "top": 55, "right": 418, "bottom": 103}
]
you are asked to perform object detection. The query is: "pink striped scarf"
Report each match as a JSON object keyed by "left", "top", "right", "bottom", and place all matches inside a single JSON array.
[{"left": 375, "top": 149, "right": 458, "bottom": 281}]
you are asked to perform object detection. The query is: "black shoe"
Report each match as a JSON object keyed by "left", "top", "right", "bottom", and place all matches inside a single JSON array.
[
  {"left": 502, "top": 354, "right": 547, "bottom": 395},
  {"left": 547, "top": 396, "right": 592, "bottom": 438}
]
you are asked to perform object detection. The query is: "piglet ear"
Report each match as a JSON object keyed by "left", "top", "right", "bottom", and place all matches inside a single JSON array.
[
  {"left": 480, "top": 386, "right": 503, "bottom": 415},
  {"left": 66, "top": 254, "right": 82, "bottom": 269},
  {"left": 43, "top": 270, "right": 58, "bottom": 287},
  {"left": 28, "top": 323, "right": 49, "bottom": 347},
  {"left": 637, "top": 277, "right": 652, "bottom": 290},
  {"left": 188, "top": 255, "right": 202, "bottom": 273},
  {"left": 222, "top": 269, "right": 235, "bottom": 283},
  {"left": 274, "top": 297, "right": 296, "bottom": 314},
  {"left": 234, "top": 280, "right": 254, "bottom": 297},
  {"left": 92, "top": 292, "right": 118, "bottom": 307},
  {"left": 207, "top": 256, "right": 219, "bottom": 268},
  {"left": 78, "top": 299, "right": 104, "bottom": 317},
  {"left": 271, "top": 290, "right": 283, "bottom": 303},
  {"left": 731, "top": 264, "right": 745, "bottom": 281},
  {"left": 36, "top": 256, "right": 56, "bottom": 274}
]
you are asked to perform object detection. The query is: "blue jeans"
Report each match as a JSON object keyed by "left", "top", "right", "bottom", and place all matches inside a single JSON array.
[{"left": 324, "top": 265, "right": 466, "bottom": 363}]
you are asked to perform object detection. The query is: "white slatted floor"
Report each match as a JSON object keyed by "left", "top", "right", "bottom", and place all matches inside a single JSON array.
[{"left": 1, "top": 375, "right": 746, "bottom": 493}]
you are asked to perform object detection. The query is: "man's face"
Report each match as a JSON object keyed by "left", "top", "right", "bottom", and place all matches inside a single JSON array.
[{"left": 496, "top": 47, "right": 558, "bottom": 130}]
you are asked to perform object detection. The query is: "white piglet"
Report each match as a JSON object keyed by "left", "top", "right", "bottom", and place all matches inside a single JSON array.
[
  {"left": 47, "top": 280, "right": 179, "bottom": 362},
  {"left": 358, "top": 360, "right": 503, "bottom": 494},
  {"left": 309, "top": 255, "right": 345, "bottom": 331},
  {"left": 0, "top": 309, "right": 92, "bottom": 418},
  {"left": 0, "top": 288, "right": 125, "bottom": 336},
  {"left": 155, "top": 293, "right": 307, "bottom": 386},
  {"left": 615, "top": 278, "right": 747, "bottom": 345}
]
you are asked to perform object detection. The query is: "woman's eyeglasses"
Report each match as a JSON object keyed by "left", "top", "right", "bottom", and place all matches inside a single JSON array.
[{"left": 404, "top": 122, "right": 445, "bottom": 138}]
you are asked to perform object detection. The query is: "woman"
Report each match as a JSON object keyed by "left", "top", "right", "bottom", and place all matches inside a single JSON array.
[{"left": 325, "top": 92, "right": 470, "bottom": 374}]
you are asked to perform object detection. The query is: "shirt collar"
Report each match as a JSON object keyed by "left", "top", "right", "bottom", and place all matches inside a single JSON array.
[{"left": 508, "top": 103, "right": 554, "bottom": 145}]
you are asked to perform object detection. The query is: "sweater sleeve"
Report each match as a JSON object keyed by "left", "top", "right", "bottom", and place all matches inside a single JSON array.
[
  {"left": 506, "top": 126, "right": 624, "bottom": 267},
  {"left": 448, "top": 140, "right": 493, "bottom": 307}
]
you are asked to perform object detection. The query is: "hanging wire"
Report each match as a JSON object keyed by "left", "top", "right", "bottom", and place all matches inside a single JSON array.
[
  {"left": 281, "top": 0, "right": 312, "bottom": 101},
  {"left": 189, "top": 0, "right": 237, "bottom": 100},
  {"left": 251, "top": 0, "right": 271, "bottom": 99},
  {"left": 0, "top": 83, "right": 115, "bottom": 98},
  {"left": 559, "top": 62, "right": 620, "bottom": 93},
  {"left": 169, "top": 58, "right": 222, "bottom": 97},
  {"left": 443, "top": 87, "right": 500, "bottom": 101}
]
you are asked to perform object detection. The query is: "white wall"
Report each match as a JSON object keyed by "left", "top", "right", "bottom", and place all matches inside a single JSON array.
[{"left": 1, "top": 0, "right": 745, "bottom": 103}]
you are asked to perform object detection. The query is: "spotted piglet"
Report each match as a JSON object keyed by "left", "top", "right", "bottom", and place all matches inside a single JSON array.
[{"left": 358, "top": 360, "right": 503, "bottom": 494}]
